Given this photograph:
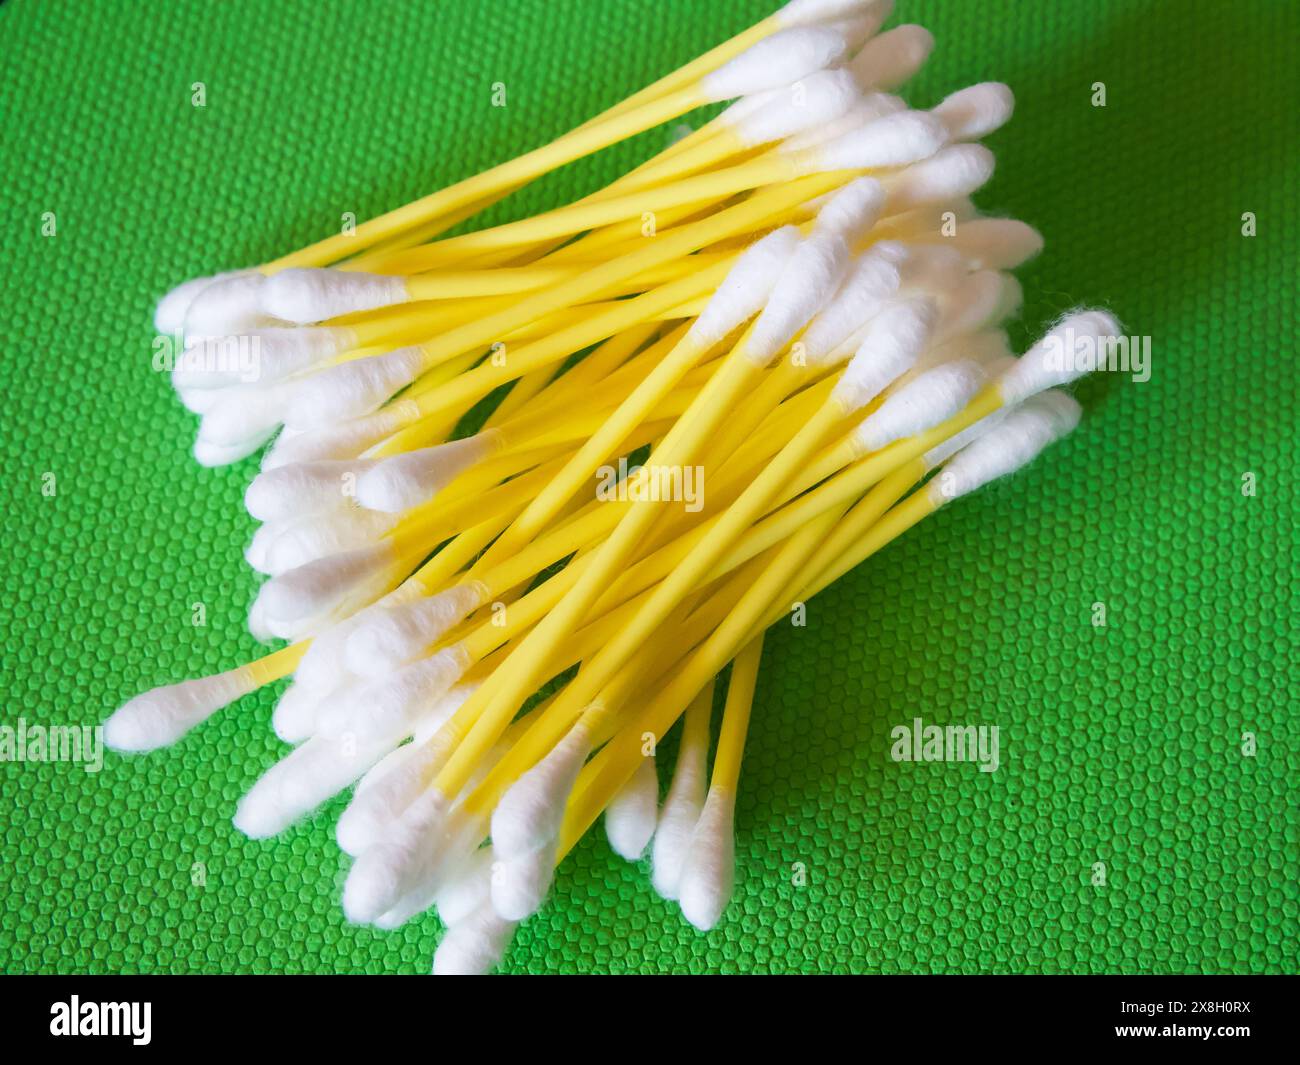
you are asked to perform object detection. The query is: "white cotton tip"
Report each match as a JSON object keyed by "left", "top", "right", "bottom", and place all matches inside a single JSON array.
[
  {"left": 271, "top": 681, "right": 329, "bottom": 743},
  {"left": 997, "top": 309, "right": 1123, "bottom": 405},
  {"left": 192, "top": 427, "right": 275, "bottom": 467},
  {"left": 972, "top": 331, "right": 1018, "bottom": 368},
  {"left": 811, "top": 177, "right": 885, "bottom": 245},
  {"left": 244, "top": 459, "right": 376, "bottom": 522},
  {"left": 244, "top": 521, "right": 279, "bottom": 573},
  {"left": 937, "top": 270, "right": 1018, "bottom": 340},
  {"left": 353, "top": 689, "right": 467, "bottom": 801},
  {"left": 490, "top": 720, "right": 592, "bottom": 860},
  {"left": 678, "top": 788, "right": 738, "bottom": 932},
  {"left": 174, "top": 327, "right": 352, "bottom": 390},
  {"left": 884, "top": 144, "right": 996, "bottom": 213},
  {"left": 338, "top": 718, "right": 461, "bottom": 856},
  {"left": 856, "top": 358, "right": 987, "bottom": 451},
  {"left": 916, "top": 328, "right": 1014, "bottom": 376},
  {"left": 930, "top": 391, "right": 1083, "bottom": 504},
  {"left": 832, "top": 297, "right": 936, "bottom": 410},
  {"left": 173, "top": 337, "right": 253, "bottom": 391},
  {"left": 749, "top": 233, "right": 850, "bottom": 362},
  {"left": 777, "top": 0, "right": 887, "bottom": 29},
  {"left": 780, "top": 92, "right": 907, "bottom": 153},
  {"left": 247, "top": 594, "right": 275, "bottom": 642},
  {"left": 715, "top": 84, "right": 777, "bottom": 126},
  {"left": 292, "top": 586, "right": 419, "bottom": 692},
  {"left": 315, "top": 646, "right": 470, "bottom": 742},
  {"left": 259, "top": 268, "right": 411, "bottom": 324},
  {"left": 730, "top": 69, "right": 860, "bottom": 148},
  {"left": 849, "top": 24, "right": 934, "bottom": 91},
  {"left": 232, "top": 730, "right": 397, "bottom": 839},
  {"left": 700, "top": 25, "right": 851, "bottom": 101},
  {"left": 433, "top": 900, "right": 517, "bottom": 976},
  {"left": 922, "top": 406, "right": 1009, "bottom": 470},
  {"left": 292, "top": 618, "right": 360, "bottom": 694},
  {"left": 155, "top": 271, "right": 252, "bottom": 335},
  {"left": 260, "top": 409, "right": 408, "bottom": 471},
  {"left": 688, "top": 226, "right": 801, "bottom": 349},
  {"left": 175, "top": 385, "right": 226, "bottom": 415},
  {"left": 946, "top": 218, "right": 1044, "bottom": 271},
  {"left": 343, "top": 789, "right": 449, "bottom": 924},
  {"left": 414, "top": 684, "right": 475, "bottom": 743},
  {"left": 652, "top": 732, "right": 709, "bottom": 900},
  {"left": 799, "top": 243, "right": 904, "bottom": 362},
  {"left": 605, "top": 755, "right": 659, "bottom": 861},
  {"left": 194, "top": 382, "right": 293, "bottom": 448},
  {"left": 260, "top": 508, "right": 398, "bottom": 576},
  {"left": 282, "top": 347, "right": 426, "bottom": 430},
  {"left": 183, "top": 272, "right": 277, "bottom": 337},
  {"left": 899, "top": 244, "right": 966, "bottom": 295},
  {"left": 491, "top": 848, "right": 557, "bottom": 922},
  {"left": 932, "top": 82, "right": 1016, "bottom": 142},
  {"left": 433, "top": 847, "right": 496, "bottom": 926},
  {"left": 344, "top": 583, "right": 486, "bottom": 678},
  {"left": 835, "top": 0, "right": 894, "bottom": 42},
  {"left": 105, "top": 668, "right": 254, "bottom": 752},
  {"left": 992, "top": 273, "right": 1024, "bottom": 324},
  {"left": 807, "top": 109, "right": 949, "bottom": 172},
  {"left": 354, "top": 432, "right": 501, "bottom": 514},
  {"left": 253, "top": 542, "right": 398, "bottom": 640},
  {"left": 371, "top": 812, "right": 482, "bottom": 930},
  {"left": 371, "top": 893, "right": 437, "bottom": 931},
  {"left": 828, "top": 12, "right": 884, "bottom": 52},
  {"left": 874, "top": 197, "right": 977, "bottom": 241}
]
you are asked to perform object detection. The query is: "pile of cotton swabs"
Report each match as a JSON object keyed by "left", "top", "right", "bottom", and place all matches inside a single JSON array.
[{"left": 108, "top": 0, "right": 1116, "bottom": 974}]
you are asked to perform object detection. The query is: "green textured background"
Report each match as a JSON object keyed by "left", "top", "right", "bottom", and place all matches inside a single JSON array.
[{"left": 1, "top": 0, "right": 1295, "bottom": 975}]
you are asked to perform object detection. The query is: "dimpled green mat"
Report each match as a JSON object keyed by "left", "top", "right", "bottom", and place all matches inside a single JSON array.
[{"left": 1, "top": 0, "right": 1296, "bottom": 976}]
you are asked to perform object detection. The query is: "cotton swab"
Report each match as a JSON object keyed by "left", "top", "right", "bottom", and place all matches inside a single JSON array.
[
  {"left": 447, "top": 338, "right": 1066, "bottom": 863},
  {"left": 678, "top": 632, "right": 764, "bottom": 930},
  {"left": 111, "top": 280, "right": 1060, "bottom": 749},
  {"left": 463, "top": 289, "right": 938, "bottom": 801},
  {"left": 108, "top": 0, "right": 1126, "bottom": 979},
  {"left": 603, "top": 753, "right": 660, "bottom": 862},
  {"left": 424, "top": 223, "right": 859, "bottom": 806},
  {"left": 556, "top": 383, "right": 1090, "bottom": 859},
  {"left": 652, "top": 682, "right": 715, "bottom": 899},
  {"left": 257, "top": 15, "right": 866, "bottom": 272},
  {"left": 111, "top": 260, "right": 1040, "bottom": 749}
]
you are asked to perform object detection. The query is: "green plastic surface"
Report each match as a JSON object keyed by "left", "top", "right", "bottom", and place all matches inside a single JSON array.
[{"left": 0, "top": 0, "right": 1295, "bottom": 974}]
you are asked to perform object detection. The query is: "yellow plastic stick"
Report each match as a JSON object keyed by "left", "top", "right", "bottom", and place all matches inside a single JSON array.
[
  {"left": 555, "top": 504, "right": 843, "bottom": 837},
  {"left": 300, "top": 11, "right": 781, "bottom": 269},
  {"left": 479, "top": 390, "right": 1011, "bottom": 814},
  {"left": 371, "top": 260, "right": 734, "bottom": 455},
  {"left": 557, "top": 467, "right": 933, "bottom": 854},
  {"left": 431, "top": 340, "right": 774, "bottom": 798},
  {"left": 477, "top": 321, "right": 737, "bottom": 567},
  {"left": 265, "top": 84, "right": 714, "bottom": 271},
  {"left": 359, "top": 174, "right": 846, "bottom": 377},
  {"left": 713, "top": 633, "right": 764, "bottom": 793},
  {"left": 203, "top": 386, "right": 998, "bottom": 701},
  {"left": 245, "top": 642, "right": 310, "bottom": 687},
  {"left": 485, "top": 321, "right": 661, "bottom": 430},
  {"left": 479, "top": 396, "right": 849, "bottom": 762},
  {"left": 389, "top": 157, "right": 801, "bottom": 267}
]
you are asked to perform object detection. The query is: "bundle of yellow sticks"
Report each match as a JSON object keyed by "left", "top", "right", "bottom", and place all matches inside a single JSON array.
[{"left": 110, "top": 0, "right": 1116, "bottom": 973}]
